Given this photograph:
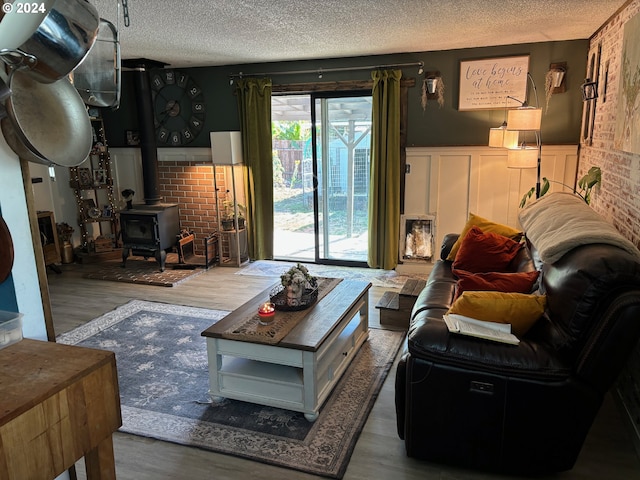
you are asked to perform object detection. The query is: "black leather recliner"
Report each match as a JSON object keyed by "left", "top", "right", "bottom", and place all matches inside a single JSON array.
[{"left": 395, "top": 209, "right": 640, "bottom": 474}]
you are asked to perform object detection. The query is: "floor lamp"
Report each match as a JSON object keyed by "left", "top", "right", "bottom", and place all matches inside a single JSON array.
[
  {"left": 507, "top": 103, "right": 542, "bottom": 197},
  {"left": 489, "top": 73, "right": 543, "bottom": 198}
]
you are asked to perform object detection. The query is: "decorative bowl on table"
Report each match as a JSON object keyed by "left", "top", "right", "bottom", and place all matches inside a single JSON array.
[{"left": 269, "top": 278, "right": 318, "bottom": 311}]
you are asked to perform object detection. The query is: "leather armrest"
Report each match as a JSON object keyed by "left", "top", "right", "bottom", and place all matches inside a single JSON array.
[
  {"left": 407, "top": 309, "right": 571, "bottom": 380},
  {"left": 440, "top": 233, "right": 460, "bottom": 260}
]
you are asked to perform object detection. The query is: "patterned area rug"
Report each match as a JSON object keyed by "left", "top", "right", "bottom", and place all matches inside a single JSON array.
[
  {"left": 237, "top": 260, "right": 430, "bottom": 289},
  {"left": 57, "top": 300, "right": 404, "bottom": 479},
  {"left": 83, "top": 254, "right": 205, "bottom": 287}
]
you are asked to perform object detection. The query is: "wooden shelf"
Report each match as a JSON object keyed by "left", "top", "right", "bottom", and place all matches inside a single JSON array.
[{"left": 69, "top": 117, "right": 119, "bottom": 257}]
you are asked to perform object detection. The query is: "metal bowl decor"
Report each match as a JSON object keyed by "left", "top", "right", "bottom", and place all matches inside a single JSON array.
[{"left": 270, "top": 263, "right": 318, "bottom": 311}]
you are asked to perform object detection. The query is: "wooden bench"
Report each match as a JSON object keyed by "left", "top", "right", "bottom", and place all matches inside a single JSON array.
[{"left": 376, "top": 278, "right": 426, "bottom": 329}]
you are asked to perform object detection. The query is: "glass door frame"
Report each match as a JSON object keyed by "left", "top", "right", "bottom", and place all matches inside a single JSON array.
[{"left": 310, "top": 90, "right": 371, "bottom": 267}]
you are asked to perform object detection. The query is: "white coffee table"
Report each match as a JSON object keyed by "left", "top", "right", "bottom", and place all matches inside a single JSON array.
[{"left": 201, "top": 279, "right": 370, "bottom": 421}]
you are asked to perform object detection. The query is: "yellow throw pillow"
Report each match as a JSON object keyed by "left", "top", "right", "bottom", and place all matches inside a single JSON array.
[
  {"left": 447, "top": 291, "right": 546, "bottom": 337},
  {"left": 446, "top": 213, "right": 523, "bottom": 261}
]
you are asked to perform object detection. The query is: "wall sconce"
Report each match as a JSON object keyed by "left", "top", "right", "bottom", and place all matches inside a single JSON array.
[
  {"left": 544, "top": 62, "right": 567, "bottom": 111},
  {"left": 581, "top": 78, "right": 598, "bottom": 101},
  {"left": 425, "top": 73, "right": 439, "bottom": 95},
  {"left": 421, "top": 71, "right": 445, "bottom": 110},
  {"left": 547, "top": 62, "right": 567, "bottom": 93}
]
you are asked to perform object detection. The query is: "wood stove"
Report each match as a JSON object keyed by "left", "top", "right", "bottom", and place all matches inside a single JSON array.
[{"left": 120, "top": 204, "right": 180, "bottom": 271}]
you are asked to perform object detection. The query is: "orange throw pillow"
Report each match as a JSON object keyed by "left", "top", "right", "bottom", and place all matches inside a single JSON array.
[
  {"left": 447, "top": 213, "right": 523, "bottom": 261},
  {"left": 453, "top": 270, "right": 539, "bottom": 300},
  {"left": 452, "top": 226, "right": 522, "bottom": 273}
]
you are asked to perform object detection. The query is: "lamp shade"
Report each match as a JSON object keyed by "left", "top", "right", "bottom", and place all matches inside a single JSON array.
[
  {"left": 210, "top": 131, "right": 243, "bottom": 165},
  {"left": 507, "top": 107, "right": 542, "bottom": 131},
  {"left": 489, "top": 125, "right": 519, "bottom": 149},
  {"left": 507, "top": 146, "right": 538, "bottom": 168}
]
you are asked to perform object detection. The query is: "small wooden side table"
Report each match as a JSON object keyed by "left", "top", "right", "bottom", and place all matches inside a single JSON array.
[{"left": 0, "top": 339, "right": 121, "bottom": 479}]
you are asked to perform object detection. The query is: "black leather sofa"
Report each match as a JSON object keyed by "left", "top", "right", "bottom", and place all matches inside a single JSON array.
[{"left": 395, "top": 193, "right": 640, "bottom": 474}]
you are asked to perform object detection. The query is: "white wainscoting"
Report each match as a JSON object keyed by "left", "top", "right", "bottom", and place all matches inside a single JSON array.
[{"left": 405, "top": 145, "right": 578, "bottom": 252}]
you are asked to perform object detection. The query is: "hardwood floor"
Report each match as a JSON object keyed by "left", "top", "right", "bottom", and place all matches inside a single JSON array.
[{"left": 46, "top": 261, "right": 640, "bottom": 479}]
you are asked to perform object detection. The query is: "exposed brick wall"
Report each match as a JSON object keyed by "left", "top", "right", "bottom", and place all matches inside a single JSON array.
[
  {"left": 579, "top": 0, "right": 640, "bottom": 249},
  {"left": 157, "top": 161, "right": 225, "bottom": 256},
  {"left": 583, "top": 0, "right": 640, "bottom": 446}
]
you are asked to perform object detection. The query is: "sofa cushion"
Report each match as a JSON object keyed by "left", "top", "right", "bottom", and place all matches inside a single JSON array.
[
  {"left": 447, "top": 291, "right": 547, "bottom": 336},
  {"left": 446, "top": 213, "right": 523, "bottom": 261},
  {"left": 452, "top": 226, "right": 522, "bottom": 273},
  {"left": 453, "top": 270, "right": 540, "bottom": 299}
]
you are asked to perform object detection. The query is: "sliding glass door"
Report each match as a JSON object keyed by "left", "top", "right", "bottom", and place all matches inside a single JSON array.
[
  {"left": 272, "top": 92, "right": 371, "bottom": 265},
  {"left": 312, "top": 93, "right": 371, "bottom": 264}
]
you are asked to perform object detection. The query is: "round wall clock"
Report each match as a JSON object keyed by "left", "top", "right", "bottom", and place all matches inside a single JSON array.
[{"left": 150, "top": 70, "right": 206, "bottom": 146}]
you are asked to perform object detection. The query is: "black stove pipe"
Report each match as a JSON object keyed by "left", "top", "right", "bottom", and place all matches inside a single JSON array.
[{"left": 123, "top": 59, "right": 166, "bottom": 205}]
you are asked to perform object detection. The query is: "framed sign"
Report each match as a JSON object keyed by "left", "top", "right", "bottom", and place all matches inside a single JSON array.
[{"left": 458, "top": 55, "right": 530, "bottom": 110}]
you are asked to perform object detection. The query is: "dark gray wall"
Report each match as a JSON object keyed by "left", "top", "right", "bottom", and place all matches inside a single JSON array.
[{"left": 103, "top": 39, "right": 588, "bottom": 148}]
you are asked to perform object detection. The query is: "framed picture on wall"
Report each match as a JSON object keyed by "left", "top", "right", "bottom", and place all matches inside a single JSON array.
[
  {"left": 614, "top": 11, "right": 640, "bottom": 154},
  {"left": 77, "top": 167, "right": 92, "bottom": 187},
  {"left": 458, "top": 55, "right": 530, "bottom": 110},
  {"left": 125, "top": 130, "right": 140, "bottom": 146},
  {"left": 94, "top": 169, "right": 107, "bottom": 185}
]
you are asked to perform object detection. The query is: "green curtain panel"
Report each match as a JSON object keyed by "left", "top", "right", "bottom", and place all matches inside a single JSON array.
[
  {"left": 235, "top": 78, "right": 274, "bottom": 260},
  {"left": 368, "top": 70, "right": 401, "bottom": 270}
]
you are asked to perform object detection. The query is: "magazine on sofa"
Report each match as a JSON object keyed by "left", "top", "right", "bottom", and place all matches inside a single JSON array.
[{"left": 443, "top": 314, "right": 520, "bottom": 345}]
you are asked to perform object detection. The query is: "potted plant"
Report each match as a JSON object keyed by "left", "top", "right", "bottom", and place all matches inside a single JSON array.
[
  {"left": 519, "top": 166, "right": 602, "bottom": 208},
  {"left": 57, "top": 222, "right": 75, "bottom": 264},
  {"left": 57, "top": 222, "right": 74, "bottom": 244},
  {"left": 221, "top": 200, "right": 247, "bottom": 231},
  {"left": 221, "top": 200, "right": 235, "bottom": 231}
]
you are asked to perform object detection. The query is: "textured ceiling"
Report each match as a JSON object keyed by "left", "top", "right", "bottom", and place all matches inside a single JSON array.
[{"left": 90, "top": 0, "right": 624, "bottom": 68}]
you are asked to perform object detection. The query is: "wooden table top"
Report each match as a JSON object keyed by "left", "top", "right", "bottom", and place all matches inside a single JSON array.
[
  {"left": 0, "top": 339, "right": 116, "bottom": 425},
  {"left": 202, "top": 279, "right": 371, "bottom": 351}
]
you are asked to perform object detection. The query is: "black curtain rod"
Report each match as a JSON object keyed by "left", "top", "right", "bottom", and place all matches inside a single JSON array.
[{"left": 228, "top": 61, "right": 424, "bottom": 79}]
